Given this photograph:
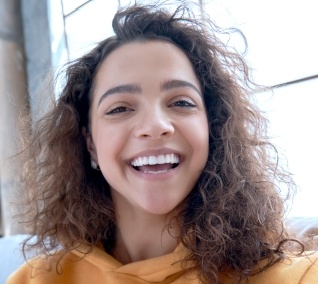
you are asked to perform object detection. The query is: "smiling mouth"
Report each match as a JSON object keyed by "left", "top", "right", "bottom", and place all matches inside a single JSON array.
[{"left": 131, "top": 154, "right": 180, "bottom": 174}]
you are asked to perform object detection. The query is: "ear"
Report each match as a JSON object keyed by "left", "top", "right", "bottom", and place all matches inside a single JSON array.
[{"left": 82, "top": 127, "right": 98, "bottom": 163}]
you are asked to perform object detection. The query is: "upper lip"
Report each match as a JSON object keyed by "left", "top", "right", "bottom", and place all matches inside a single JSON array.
[{"left": 127, "top": 148, "right": 183, "bottom": 164}]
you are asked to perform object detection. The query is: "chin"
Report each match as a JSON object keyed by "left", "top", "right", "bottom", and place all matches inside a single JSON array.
[{"left": 141, "top": 198, "right": 185, "bottom": 216}]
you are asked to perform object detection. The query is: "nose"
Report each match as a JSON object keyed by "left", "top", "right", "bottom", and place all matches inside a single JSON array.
[{"left": 134, "top": 108, "right": 174, "bottom": 139}]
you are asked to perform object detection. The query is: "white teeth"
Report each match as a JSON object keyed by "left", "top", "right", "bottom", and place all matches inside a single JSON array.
[
  {"left": 157, "top": 155, "right": 165, "bottom": 164},
  {"left": 149, "top": 156, "right": 156, "bottom": 165},
  {"left": 131, "top": 153, "right": 180, "bottom": 167},
  {"left": 145, "top": 170, "right": 168, "bottom": 174}
]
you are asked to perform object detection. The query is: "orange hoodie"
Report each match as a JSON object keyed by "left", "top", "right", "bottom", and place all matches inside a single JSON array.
[{"left": 6, "top": 244, "right": 318, "bottom": 283}]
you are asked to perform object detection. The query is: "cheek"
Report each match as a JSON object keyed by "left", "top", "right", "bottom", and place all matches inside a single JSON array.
[
  {"left": 195, "top": 118, "right": 209, "bottom": 164},
  {"left": 91, "top": 128, "right": 111, "bottom": 159},
  {"left": 93, "top": 125, "right": 128, "bottom": 162},
  {"left": 191, "top": 117, "right": 209, "bottom": 147},
  {"left": 181, "top": 116, "right": 209, "bottom": 164}
]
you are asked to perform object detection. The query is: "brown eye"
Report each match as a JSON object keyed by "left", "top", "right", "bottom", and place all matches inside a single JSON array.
[{"left": 106, "top": 106, "right": 134, "bottom": 115}]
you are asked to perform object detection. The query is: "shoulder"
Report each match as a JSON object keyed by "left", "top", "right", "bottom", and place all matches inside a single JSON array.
[
  {"left": 249, "top": 252, "right": 318, "bottom": 284},
  {"left": 219, "top": 252, "right": 318, "bottom": 284},
  {"left": 6, "top": 246, "right": 109, "bottom": 284},
  {"left": 6, "top": 253, "right": 69, "bottom": 284},
  {"left": 6, "top": 261, "right": 37, "bottom": 284}
]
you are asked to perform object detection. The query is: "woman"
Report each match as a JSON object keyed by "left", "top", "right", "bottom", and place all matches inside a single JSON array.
[{"left": 7, "top": 3, "right": 318, "bottom": 283}]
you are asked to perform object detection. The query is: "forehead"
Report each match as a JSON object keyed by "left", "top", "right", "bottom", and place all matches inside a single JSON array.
[
  {"left": 92, "top": 40, "right": 199, "bottom": 93},
  {"left": 100, "top": 39, "right": 192, "bottom": 66}
]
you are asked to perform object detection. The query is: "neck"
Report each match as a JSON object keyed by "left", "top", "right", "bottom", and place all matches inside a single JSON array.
[{"left": 111, "top": 209, "right": 180, "bottom": 264}]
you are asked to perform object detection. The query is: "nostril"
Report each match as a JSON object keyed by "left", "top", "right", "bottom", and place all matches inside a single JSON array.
[
  {"left": 162, "top": 131, "right": 172, "bottom": 136},
  {"left": 134, "top": 117, "right": 174, "bottom": 139}
]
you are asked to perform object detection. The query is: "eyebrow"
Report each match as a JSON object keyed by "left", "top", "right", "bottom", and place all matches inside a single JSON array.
[
  {"left": 97, "top": 79, "right": 201, "bottom": 107},
  {"left": 98, "top": 84, "right": 141, "bottom": 106},
  {"left": 161, "top": 79, "right": 200, "bottom": 95}
]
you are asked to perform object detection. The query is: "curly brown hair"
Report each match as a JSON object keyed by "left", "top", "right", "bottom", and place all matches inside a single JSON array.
[{"left": 17, "top": 3, "right": 298, "bottom": 283}]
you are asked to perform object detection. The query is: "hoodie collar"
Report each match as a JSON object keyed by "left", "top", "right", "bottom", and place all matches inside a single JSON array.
[{"left": 72, "top": 243, "right": 196, "bottom": 282}]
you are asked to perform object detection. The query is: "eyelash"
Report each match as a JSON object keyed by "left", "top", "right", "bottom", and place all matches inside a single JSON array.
[
  {"left": 171, "top": 99, "right": 197, "bottom": 108},
  {"left": 105, "top": 106, "right": 133, "bottom": 115},
  {"left": 105, "top": 99, "right": 196, "bottom": 115}
]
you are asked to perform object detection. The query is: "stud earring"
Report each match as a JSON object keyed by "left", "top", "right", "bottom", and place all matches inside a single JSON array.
[{"left": 91, "top": 160, "right": 100, "bottom": 170}]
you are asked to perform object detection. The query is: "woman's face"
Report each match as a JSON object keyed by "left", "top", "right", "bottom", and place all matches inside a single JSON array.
[{"left": 85, "top": 40, "right": 209, "bottom": 216}]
